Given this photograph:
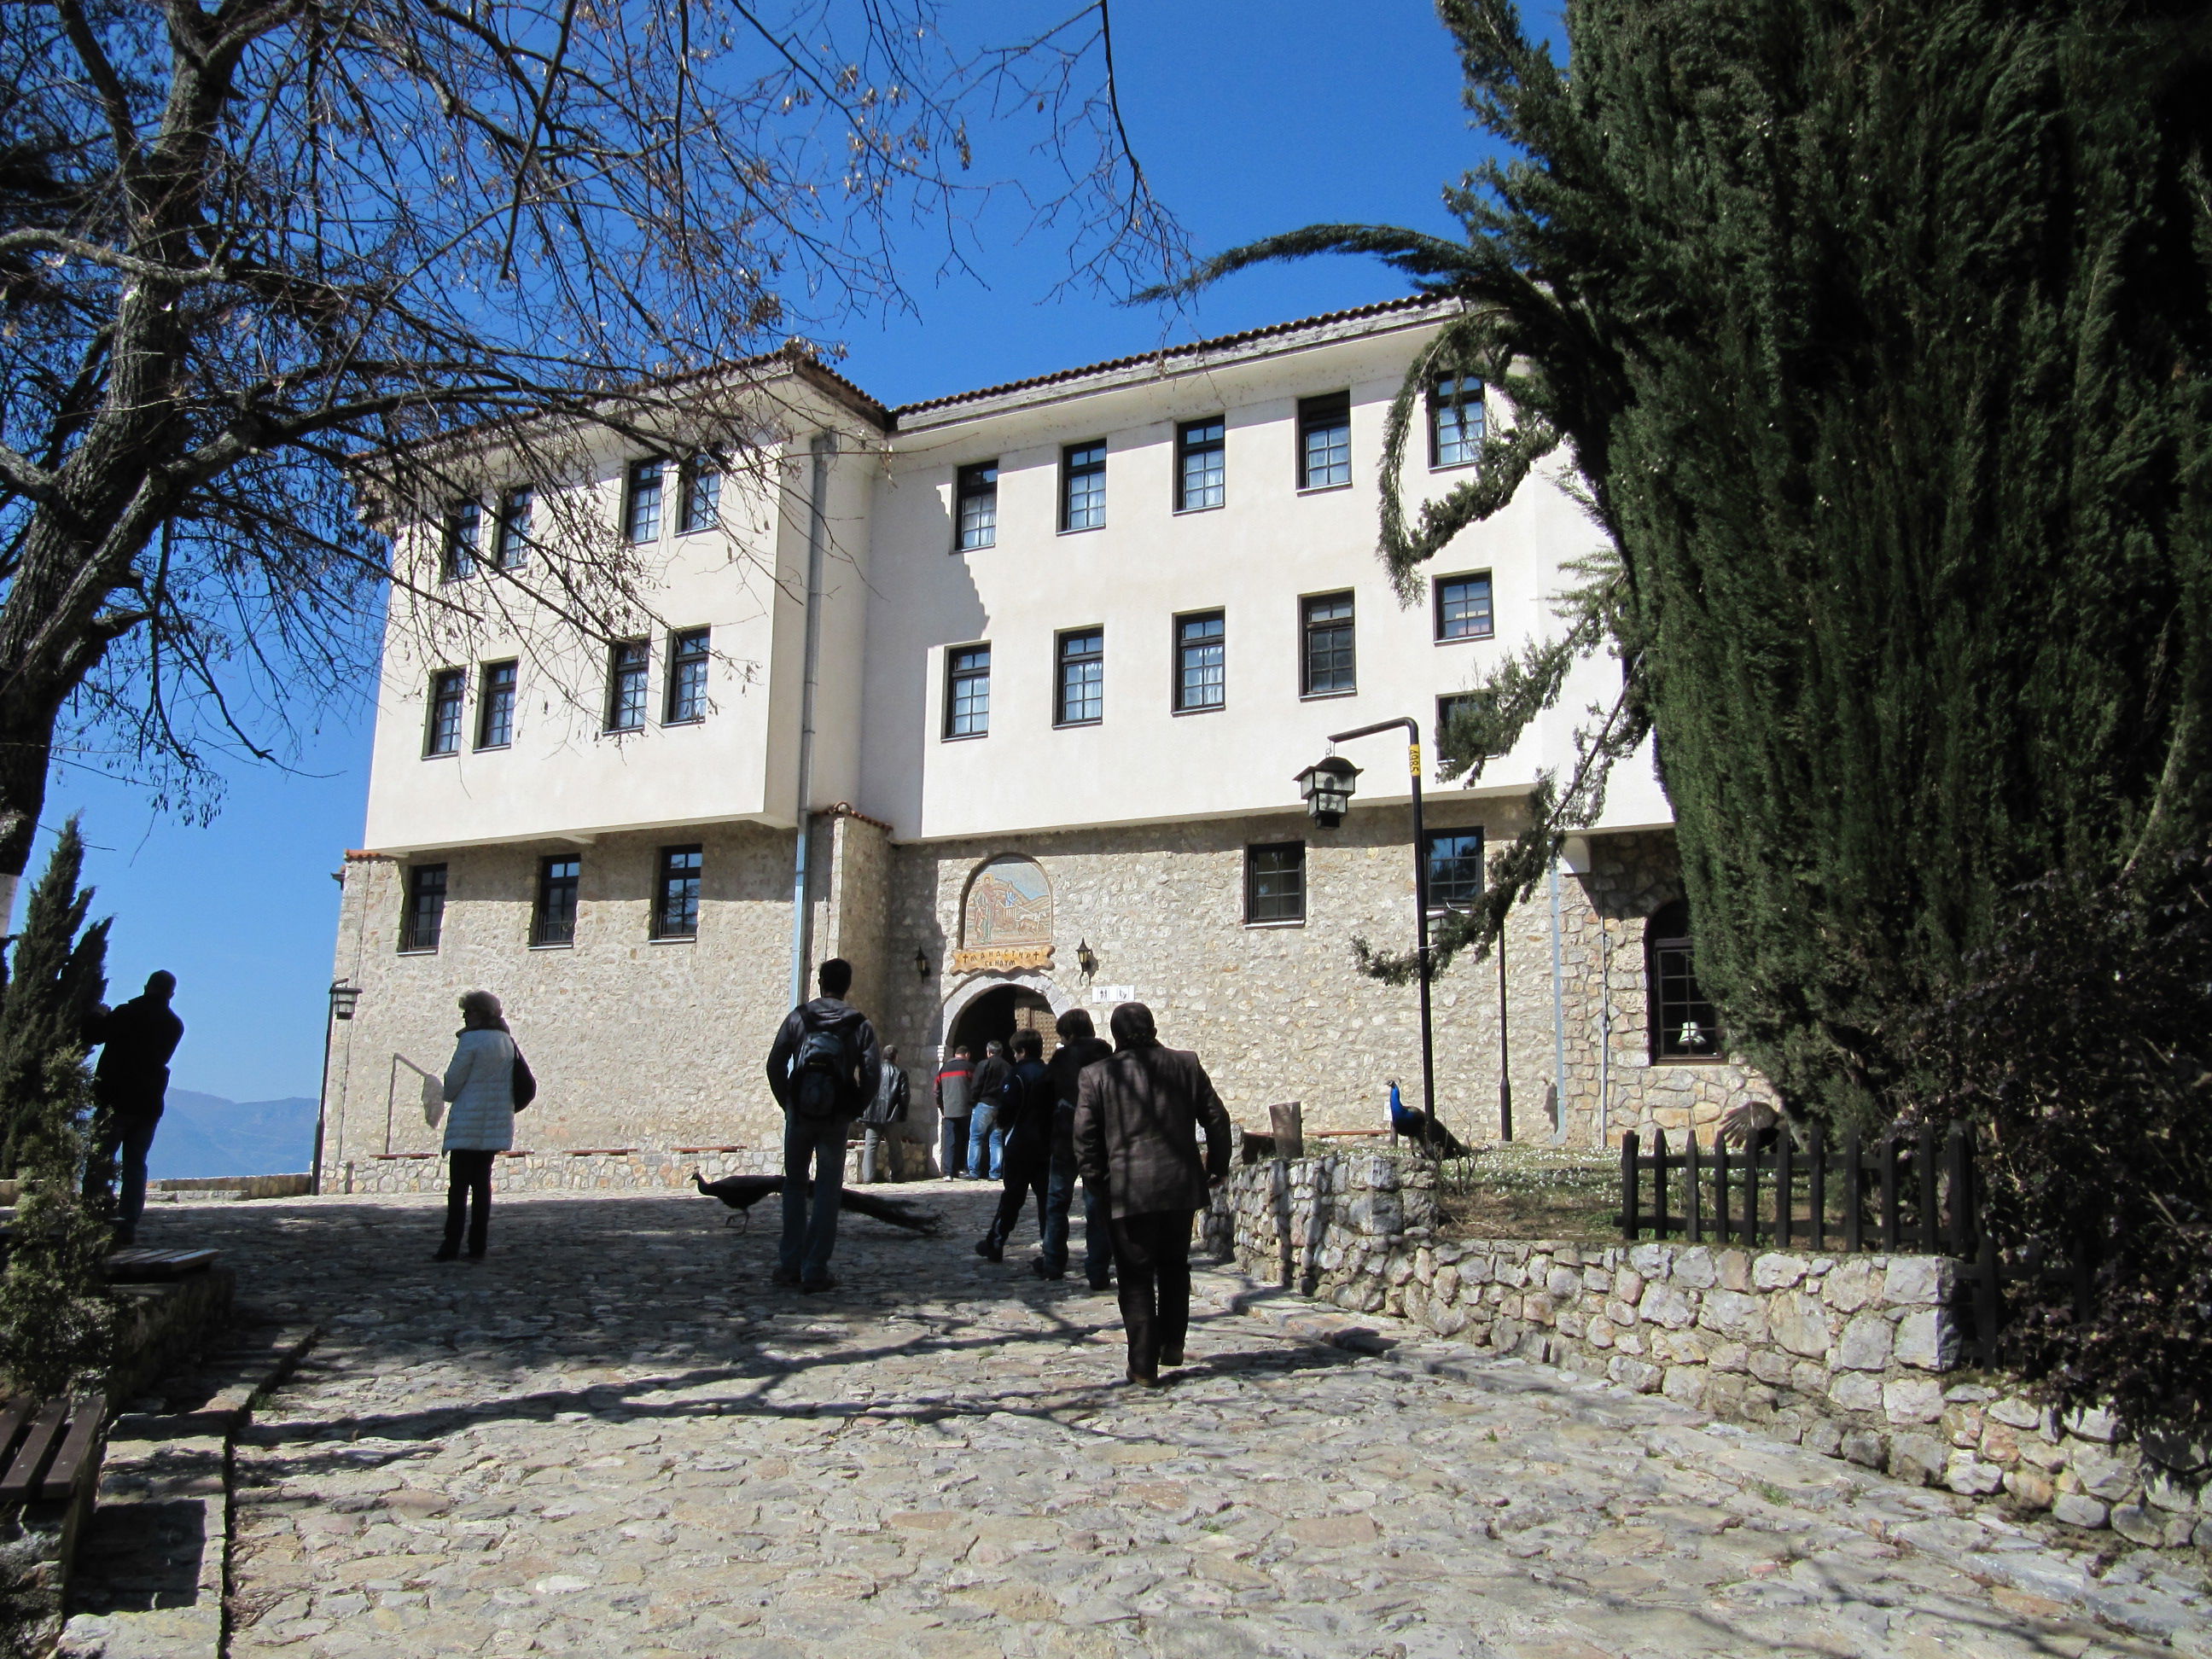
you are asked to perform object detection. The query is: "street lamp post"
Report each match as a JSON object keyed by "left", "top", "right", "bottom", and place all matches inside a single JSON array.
[
  {"left": 312, "top": 981, "right": 360, "bottom": 1195},
  {"left": 1298, "top": 716, "right": 1437, "bottom": 1154}
]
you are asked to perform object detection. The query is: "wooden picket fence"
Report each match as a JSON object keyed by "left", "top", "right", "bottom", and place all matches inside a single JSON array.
[
  {"left": 1617, "top": 1121, "right": 2093, "bottom": 1367},
  {"left": 1618, "top": 1120, "right": 1980, "bottom": 1254}
]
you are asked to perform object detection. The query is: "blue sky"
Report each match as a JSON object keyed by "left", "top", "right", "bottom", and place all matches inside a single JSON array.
[{"left": 61, "top": 0, "right": 1543, "bottom": 1103}]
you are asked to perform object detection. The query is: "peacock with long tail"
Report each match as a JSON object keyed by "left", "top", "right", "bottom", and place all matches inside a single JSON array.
[{"left": 691, "top": 1171, "right": 943, "bottom": 1235}]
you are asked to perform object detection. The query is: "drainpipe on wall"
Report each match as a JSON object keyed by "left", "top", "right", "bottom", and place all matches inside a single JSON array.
[
  {"left": 790, "top": 432, "right": 834, "bottom": 1010},
  {"left": 1598, "top": 912, "right": 1613, "bottom": 1149},
  {"left": 1547, "top": 858, "right": 1569, "bottom": 1145}
]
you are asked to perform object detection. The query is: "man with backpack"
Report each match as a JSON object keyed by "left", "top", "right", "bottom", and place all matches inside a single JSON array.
[{"left": 765, "top": 958, "right": 882, "bottom": 1292}]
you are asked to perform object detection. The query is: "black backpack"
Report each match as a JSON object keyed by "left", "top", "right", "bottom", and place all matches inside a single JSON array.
[{"left": 792, "top": 1016, "right": 854, "bottom": 1120}]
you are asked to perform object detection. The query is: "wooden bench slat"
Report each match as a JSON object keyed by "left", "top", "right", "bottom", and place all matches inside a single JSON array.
[
  {"left": 38, "top": 1393, "right": 104, "bottom": 1501},
  {"left": 0, "top": 1399, "right": 67, "bottom": 1502},
  {"left": 105, "top": 1247, "right": 218, "bottom": 1280},
  {"left": 0, "top": 1397, "right": 33, "bottom": 1466}
]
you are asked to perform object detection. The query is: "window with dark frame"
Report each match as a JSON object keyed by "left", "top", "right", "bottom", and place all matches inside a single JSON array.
[
  {"left": 400, "top": 863, "right": 448, "bottom": 952},
  {"left": 605, "top": 639, "right": 649, "bottom": 732},
  {"left": 1424, "top": 828, "right": 1486, "bottom": 914},
  {"left": 945, "top": 644, "right": 991, "bottom": 737},
  {"left": 955, "top": 461, "right": 998, "bottom": 550},
  {"left": 424, "top": 668, "right": 464, "bottom": 756},
  {"left": 1175, "top": 611, "right": 1225, "bottom": 713},
  {"left": 1301, "top": 591, "right": 1355, "bottom": 696},
  {"left": 441, "top": 503, "right": 480, "bottom": 580},
  {"left": 678, "top": 453, "right": 721, "bottom": 533},
  {"left": 1435, "top": 572, "right": 1494, "bottom": 641},
  {"left": 1176, "top": 417, "right": 1225, "bottom": 512},
  {"left": 664, "top": 627, "right": 709, "bottom": 724},
  {"left": 1435, "top": 692, "right": 1493, "bottom": 762},
  {"left": 1429, "top": 374, "right": 1486, "bottom": 468},
  {"left": 625, "top": 457, "right": 666, "bottom": 543},
  {"left": 493, "top": 486, "right": 533, "bottom": 568},
  {"left": 1298, "top": 393, "right": 1352, "bottom": 490},
  {"left": 1061, "top": 441, "right": 1106, "bottom": 532},
  {"left": 475, "top": 661, "right": 516, "bottom": 749},
  {"left": 533, "top": 856, "right": 580, "bottom": 946},
  {"left": 653, "top": 846, "right": 702, "bottom": 940},
  {"left": 1245, "top": 841, "right": 1306, "bottom": 925},
  {"left": 1647, "top": 898, "right": 1723, "bottom": 1060},
  {"left": 1056, "top": 628, "right": 1103, "bottom": 726}
]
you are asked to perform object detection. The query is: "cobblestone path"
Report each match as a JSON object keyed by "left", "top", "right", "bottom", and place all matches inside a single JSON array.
[{"left": 157, "top": 1188, "right": 2192, "bottom": 1658}]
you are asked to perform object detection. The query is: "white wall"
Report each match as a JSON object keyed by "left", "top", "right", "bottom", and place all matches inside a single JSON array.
[
  {"left": 360, "top": 381, "right": 882, "bottom": 853},
  {"left": 858, "top": 312, "right": 1618, "bottom": 841},
  {"left": 357, "top": 310, "right": 1668, "bottom": 859}
]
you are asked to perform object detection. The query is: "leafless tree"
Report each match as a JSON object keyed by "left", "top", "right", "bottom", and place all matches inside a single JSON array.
[{"left": 0, "top": 0, "right": 1179, "bottom": 917}]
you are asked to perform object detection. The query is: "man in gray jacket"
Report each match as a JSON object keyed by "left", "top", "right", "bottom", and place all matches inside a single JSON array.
[{"left": 1074, "top": 1003, "right": 1232, "bottom": 1386}]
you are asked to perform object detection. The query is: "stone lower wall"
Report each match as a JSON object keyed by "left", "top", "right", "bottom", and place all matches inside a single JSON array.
[
  {"left": 1208, "top": 1152, "right": 2209, "bottom": 1552},
  {"left": 326, "top": 810, "right": 1782, "bottom": 1190},
  {"left": 333, "top": 1144, "right": 778, "bottom": 1196}
]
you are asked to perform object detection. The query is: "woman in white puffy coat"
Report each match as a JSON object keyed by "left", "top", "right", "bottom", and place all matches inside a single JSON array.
[{"left": 437, "top": 989, "right": 515, "bottom": 1260}]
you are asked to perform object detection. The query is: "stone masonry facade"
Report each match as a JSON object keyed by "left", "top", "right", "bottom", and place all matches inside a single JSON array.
[
  {"left": 325, "top": 810, "right": 1775, "bottom": 1187},
  {"left": 1208, "top": 1150, "right": 2210, "bottom": 1554}
]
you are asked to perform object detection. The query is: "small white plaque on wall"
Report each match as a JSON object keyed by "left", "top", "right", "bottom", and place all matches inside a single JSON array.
[{"left": 1088, "top": 984, "right": 1136, "bottom": 1005}]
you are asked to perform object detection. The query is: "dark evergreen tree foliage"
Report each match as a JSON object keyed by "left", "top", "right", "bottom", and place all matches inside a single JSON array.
[
  {"left": 1908, "top": 853, "right": 2212, "bottom": 1446},
  {"left": 0, "top": 818, "right": 113, "bottom": 1399},
  {"left": 1167, "top": 0, "right": 2212, "bottom": 1128}
]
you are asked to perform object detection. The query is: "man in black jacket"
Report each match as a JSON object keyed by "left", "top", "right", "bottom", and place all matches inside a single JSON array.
[
  {"left": 1074, "top": 1003, "right": 1232, "bottom": 1386},
  {"left": 1039, "top": 1007, "right": 1115, "bottom": 1284},
  {"left": 965, "top": 1039, "right": 1013, "bottom": 1179},
  {"left": 765, "top": 958, "right": 882, "bottom": 1292},
  {"left": 90, "top": 971, "right": 185, "bottom": 1244},
  {"left": 975, "top": 1030, "right": 1055, "bottom": 1261}
]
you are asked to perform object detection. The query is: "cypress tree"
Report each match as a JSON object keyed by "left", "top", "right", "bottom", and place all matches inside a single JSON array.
[
  {"left": 1170, "top": 0, "right": 2212, "bottom": 1127},
  {"left": 0, "top": 820, "right": 114, "bottom": 1400}
]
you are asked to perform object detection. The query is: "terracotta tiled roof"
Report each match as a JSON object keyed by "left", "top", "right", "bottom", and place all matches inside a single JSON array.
[{"left": 890, "top": 295, "right": 1447, "bottom": 420}]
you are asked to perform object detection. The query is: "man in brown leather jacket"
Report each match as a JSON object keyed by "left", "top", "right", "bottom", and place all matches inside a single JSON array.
[{"left": 1073, "top": 1002, "right": 1232, "bottom": 1386}]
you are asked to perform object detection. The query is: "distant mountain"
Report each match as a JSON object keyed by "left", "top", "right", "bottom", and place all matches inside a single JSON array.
[{"left": 146, "top": 1091, "right": 317, "bottom": 1180}]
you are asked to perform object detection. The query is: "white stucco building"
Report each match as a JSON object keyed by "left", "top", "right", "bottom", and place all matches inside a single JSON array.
[{"left": 321, "top": 299, "right": 1775, "bottom": 1192}]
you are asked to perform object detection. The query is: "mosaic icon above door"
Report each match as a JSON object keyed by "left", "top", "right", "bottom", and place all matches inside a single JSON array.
[{"left": 954, "top": 855, "right": 1053, "bottom": 972}]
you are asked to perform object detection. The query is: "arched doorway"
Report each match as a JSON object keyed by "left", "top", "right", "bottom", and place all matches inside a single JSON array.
[{"left": 947, "top": 984, "right": 1061, "bottom": 1063}]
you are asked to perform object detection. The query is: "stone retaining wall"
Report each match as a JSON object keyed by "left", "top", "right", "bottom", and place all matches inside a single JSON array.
[
  {"left": 1207, "top": 1151, "right": 2208, "bottom": 1552},
  {"left": 333, "top": 1144, "right": 778, "bottom": 1196}
]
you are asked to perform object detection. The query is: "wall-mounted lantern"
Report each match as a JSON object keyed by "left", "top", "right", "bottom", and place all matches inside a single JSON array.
[
  {"left": 915, "top": 947, "right": 932, "bottom": 980},
  {"left": 329, "top": 981, "right": 362, "bottom": 1021},
  {"left": 1075, "top": 939, "right": 1097, "bottom": 978}
]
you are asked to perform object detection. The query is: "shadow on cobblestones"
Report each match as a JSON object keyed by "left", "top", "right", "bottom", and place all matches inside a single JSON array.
[{"left": 102, "top": 1190, "right": 2196, "bottom": 1658}]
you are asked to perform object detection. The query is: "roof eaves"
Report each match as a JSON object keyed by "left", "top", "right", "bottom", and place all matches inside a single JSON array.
[{"left": 888, "top": 295, "right": 1451, "bottom": 423}]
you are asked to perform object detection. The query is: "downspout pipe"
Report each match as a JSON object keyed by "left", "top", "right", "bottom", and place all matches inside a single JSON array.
[
  {"left": 1548, "top": 857, "right": 1569, "bottom": 1144},
  {"left": 790, "top": 432, "right": 834, "bottom": 1010}
]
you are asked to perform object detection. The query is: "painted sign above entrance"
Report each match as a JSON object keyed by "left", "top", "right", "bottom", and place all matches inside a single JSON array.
[{"left": 953, "top": 854, "right": 1054, "bottom": 973}]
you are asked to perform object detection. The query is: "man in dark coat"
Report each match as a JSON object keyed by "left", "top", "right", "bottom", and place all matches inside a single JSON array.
[
  {"left": 1073, "top": 1002, "right": 1232, "bottom": 1386},
  {"left": 975, "top": 1030, "right": 1054, "bottom": 1261},
  {"left": 765, "top": 958, "right": 882, "bottom": 1293},
  {"left": 966, "top": 1039, "right": 1013, "bottom": 1179},
  {"left": 89, "top": 971, "right": 185, "bottom": 1244},
  {"left": 1040, "top": 1007, "right": 1115, "bottom": 1285}
]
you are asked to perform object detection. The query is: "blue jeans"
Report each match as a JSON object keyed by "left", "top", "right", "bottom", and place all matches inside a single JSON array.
[
  {"left": 1042, "top": 1109, "right": 1110, "bottom": 1284},
  {"left": 967, "top": 1101, "right": 1004, "bottom": 1180},
  {"left": 940, "top": 1115, "right": 968, "bottom": 1178},
  {"left": 780, "top": 1112, "right": 850, "bottom": 1284},
  {"left": 114, "top": 1115, "right": 160, "bottom": 1242}
]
